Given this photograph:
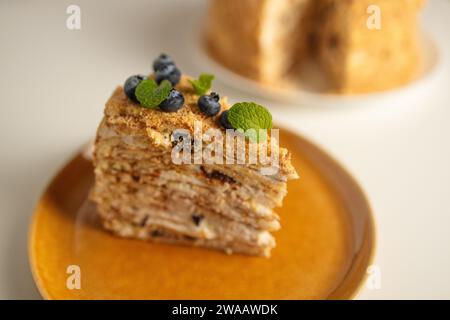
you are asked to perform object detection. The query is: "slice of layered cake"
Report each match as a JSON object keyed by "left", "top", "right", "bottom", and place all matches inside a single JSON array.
[{"left": 91, "top": 54, "right": 298, "bottom": 257}]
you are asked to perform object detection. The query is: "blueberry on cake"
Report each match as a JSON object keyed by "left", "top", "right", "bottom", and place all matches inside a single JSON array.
[
  {"left": 91, "top": 54, "right": 298, "bottom": 257},
  {"left": 205, "top": 0, "right": 425, "bottom": 94}
]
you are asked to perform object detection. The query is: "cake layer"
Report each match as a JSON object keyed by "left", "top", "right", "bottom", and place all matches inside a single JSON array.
[
  {"left": 97, "top": 200, "right": 276, "bottom": 248},
  {"left": 103, "top": 216, "right": 275, "bottom": 257},
  {"left": 95, "top": 156, "right": 288, "bottom": 208},
  {"left": 94, "top": 118, "right": 296, "bottom": 207},
  {"left": 93, "top": 172, "right": 281, "bottom": 227}
]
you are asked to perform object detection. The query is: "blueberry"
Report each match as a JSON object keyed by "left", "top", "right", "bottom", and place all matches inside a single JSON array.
[
  {"left": 198, "top": 92, "right": 221, "bottom": 116},
  {"left": 219, "top": 110, "right": 234, "bottom": 129},
  {"left": 152, "top": 53, "right": 174, "bottom": 71},
  {"left": 124, "top": 75, "right": 146, "bottom": 102},
  {"left": 155, "top": 64, "right": 181, "bottom": 86},
  {"left": 159, "top": 89, "right": 185, "bottom": 112}
]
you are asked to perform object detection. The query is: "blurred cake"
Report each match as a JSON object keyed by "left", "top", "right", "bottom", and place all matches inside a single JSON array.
[
  {"left": 91, "top": 55, "right": 298, "bottom": 257},
  {"left": 206, "top": 0, "right": 314, "bottom": 84},
  {"left": 206, "top": 0, "right": 425, "bottom": 94}
]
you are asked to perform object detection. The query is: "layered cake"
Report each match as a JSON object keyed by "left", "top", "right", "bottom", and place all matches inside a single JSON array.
[
  {"left": 206, "top": 0, "right": 425, "bottom": 94},
  {"left": 91, "top": 54, "right": 298, "bottom": 257}
]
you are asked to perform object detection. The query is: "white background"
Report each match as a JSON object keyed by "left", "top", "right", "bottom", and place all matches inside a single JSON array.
[{"left": 0, "top": 0, "right": 449, "bottom": 299}]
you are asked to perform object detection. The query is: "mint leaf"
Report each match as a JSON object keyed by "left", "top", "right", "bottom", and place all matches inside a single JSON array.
[
  {"left": 189, "top": 73, "right": 215, "bottom": 95},
  {"left": 227, "top": 102, "right": 272, "bottom": 142},
  {"left": 135, "top": 79, "right": 172, "bottom": 108}
]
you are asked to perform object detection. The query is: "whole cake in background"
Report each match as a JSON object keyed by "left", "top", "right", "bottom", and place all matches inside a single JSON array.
[
  {"left": 91, "top": 54, "right": 298, "bottom": 257},
  {"left": 205, "top": 0, "right": 425, "bottom": 94}
]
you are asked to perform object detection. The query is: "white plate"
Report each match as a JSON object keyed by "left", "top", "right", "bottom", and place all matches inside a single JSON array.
[{"left": 194, "top": 4, "right": 441, "bottom": 107}]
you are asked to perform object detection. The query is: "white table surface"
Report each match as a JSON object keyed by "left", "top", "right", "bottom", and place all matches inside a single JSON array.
[{"left": 0, "top": 0, "right": 449, "bottom": 299}]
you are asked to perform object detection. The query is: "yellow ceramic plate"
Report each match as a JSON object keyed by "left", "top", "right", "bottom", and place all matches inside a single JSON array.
[{"left": 29, "top": 129, "right": 375, "bottom": 299}]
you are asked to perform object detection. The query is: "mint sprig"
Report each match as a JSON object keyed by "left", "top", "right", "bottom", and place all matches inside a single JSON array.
[
  {"left": 189, "top": 73, "right": 215, "bottom": 95},
  {"left": 135, "top": 79, "right": 172, "bottom": 108},
  {"left": 227, "top": 102, "right": 272, "bottom": 142}
]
